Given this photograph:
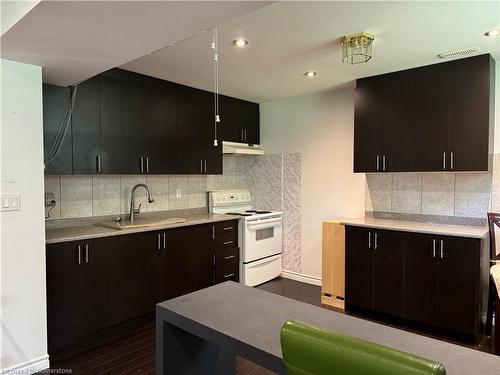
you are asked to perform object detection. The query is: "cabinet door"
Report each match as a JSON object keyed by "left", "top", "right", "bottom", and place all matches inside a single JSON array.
[
  {"left": 200, "top": 90, "right": 223, "bottom": 174},
  {"left": 403, "top": 234, "right": 439, "bottom": 325},
  {"left": 164, "top": 225, "right": 214, "bottom": 300},
  {"left": 372, "top": 230, "right": 404, "bottom": 316},
  {"left": 220, "top": 95, "right": 244, "bottom": 143},
  {"left": 379, "top": 72, "right": 415, "bottom": 172},
  {"left": 447, "top": 56, "right": 491, "bottom": 171},
  {"left": 72, "top": 77, "right": 101, "bottom": 174},
  {"left": 46, "top": 242, "right": 85, "bottom": 353},
  {"left": 345, "top": 226, "right": 373, "bottom": 309},
  {"left": 240, "top": 100, "right": 260, "bottom": 145},
  {"left": 111, "top": 232, "right": 162, "bottom": 323},
  {"left": 100, "top": 76, "right": 142, "bottom": 173},
  {"left": 141, "top": 80, "right": 178, "bottom": 174},
  {"left": 354, "top": 77, "right": 384, "bottom": 172},
  {"left": 438, "top": 237, "right": 480, "bottom": 335},
  {"left": 411, "top": 65, "right": 449, "bottom": 172},
  {"left": 43, "top": 84, "right": 73, "bottom": 174}
]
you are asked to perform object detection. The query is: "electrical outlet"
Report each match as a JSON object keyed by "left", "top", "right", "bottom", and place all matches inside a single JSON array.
[
  {"left": 45, "top": 192, "right": 55, "bottom": 206},
  {"left": 176, "top": 189, "right": 182, "bottom": 199},
  {"left": 1, "top": 193, "right": 21, "bottom": 212}
]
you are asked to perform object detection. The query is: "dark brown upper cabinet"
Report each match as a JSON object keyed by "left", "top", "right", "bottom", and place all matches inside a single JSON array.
[
  {"left": 220, "top": 94, "right": 260, "bottom": 145},
  {"left": 43, "top": 84, "right": 73, "bottom": 174},
  {"left": 354, "top": 54, "right": 495, "bottom": 173}
]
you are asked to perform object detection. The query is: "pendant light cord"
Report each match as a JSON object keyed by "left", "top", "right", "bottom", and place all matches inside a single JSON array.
[{"left": 212, "top": 27, "right": 220, "bottom": 147}]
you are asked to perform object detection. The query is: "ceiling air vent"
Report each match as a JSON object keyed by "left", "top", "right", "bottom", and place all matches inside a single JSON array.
[{"left": 438, "top": 47, "right": 480, "bottom": 59}]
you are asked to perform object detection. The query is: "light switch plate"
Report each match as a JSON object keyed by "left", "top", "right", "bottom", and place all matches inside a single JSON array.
[{"left": 1, "top": 193, "right": 21, "bottom": 212}]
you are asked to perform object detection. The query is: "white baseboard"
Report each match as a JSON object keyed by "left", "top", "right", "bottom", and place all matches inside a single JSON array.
[
  {"left": 281, "top": 270, "right": 322, "bottom": 286},
  {"left": 2, "top": 354, "right": 49, "bottom": 374}
]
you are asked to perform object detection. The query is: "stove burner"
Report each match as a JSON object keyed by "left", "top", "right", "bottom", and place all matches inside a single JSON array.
[
  {"left": 226, "top": 212, "right": 252, "bottom": 217},
  {"left": 246, "top": 210, "right": 272, "bottom": 214}
]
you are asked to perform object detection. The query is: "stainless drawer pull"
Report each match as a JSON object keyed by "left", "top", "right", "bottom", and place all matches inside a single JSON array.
[
  {"left": 382, "top": 155, "right": 386, "bottom": 171},
  {"left": 96, "top": 155, "right": 101, "bottom": 173},
  {"left": 440, "top": 240, "right": 444, "bottom": 259},
  {"left": 85, "top": 244, "right": 89, "bottom": 263},
  {"left": 432, "top": 239, "right": 436, "bottom": 258},
  {"left": 212, "top": 225, "right": 215, "bottom": 239},
  {"left": 224, "top": 255, "right": 236, "bottom": 260},
  {"left": 376, "top": 155, "right": 380, "bottom": 171},
  {"left": 368, "top": 232, "right": 372, "bottom": 249},
  {"left": 77, "top": 245, "right": 82, "bottom": 265},
  {"left": 224, "top": 273, "right": 235, "bottom": 279},
  {"left": 157, "top": 234, "right": 161, "bottom": 250},
  {"left": 374, "top": 233, "right": 378, "bottom": 250},
  {"left": 450, "top": 152, "right": 454, "bottom": 170},
  {"left": 140, "top": 157, "right": 144, "bottom": 173},
  {"left": 146, "top": 157, "right": 150, "bottom": 173},
  {"left": 223, "top": 226, "right": 233, "bottom": 231},
  {"left": 163, "top": 233, "right": 166, "bottom": 249},
  {"left": 442, "top": 152, "right": 446, "bottom": 170},
  {"left": 223, "top": 240, "right": 234, "bottom": 245}
]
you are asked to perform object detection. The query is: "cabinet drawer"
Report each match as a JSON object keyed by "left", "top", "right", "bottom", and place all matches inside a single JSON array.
[
  {"left": 215, "top": 247, "right": 239, "bottom": 268},
  {"left": 214, "top": 221, "right": 238, "bottom": 251},
  {"left": 214, "top": 262, "right": 239, "bottom": 284},
  {"left": 214, "top": 220, "right": 238, "bottom": 237}
]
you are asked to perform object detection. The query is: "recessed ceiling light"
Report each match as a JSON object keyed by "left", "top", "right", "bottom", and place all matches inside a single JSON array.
[
  {"left": 485, "top": 29, "right": 500, "bottom": 37},
  {"left": 233, "top": 39, "right": 249, "bottom": 47},
  {"left": 303, "top": 71, "right": 318, "bottom": 78}
]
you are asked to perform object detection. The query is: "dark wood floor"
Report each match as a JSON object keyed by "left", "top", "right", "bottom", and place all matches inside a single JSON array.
[{"left": 42, "top": 277, "right": 494, "bottom": 374}]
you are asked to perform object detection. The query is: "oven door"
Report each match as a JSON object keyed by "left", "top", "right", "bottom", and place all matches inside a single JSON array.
[{"left": 243, "top": 216, "right": 283, "bottom": 263}]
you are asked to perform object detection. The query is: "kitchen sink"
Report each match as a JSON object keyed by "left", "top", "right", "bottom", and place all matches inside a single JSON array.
[{"left": 99, "top": 217, "right": 187, "bottom": 230}]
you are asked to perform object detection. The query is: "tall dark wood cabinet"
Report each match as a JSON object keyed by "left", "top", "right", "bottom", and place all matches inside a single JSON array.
[
  {"left": 100, "top": 75, "right": 143, "bottom": 174},
  {"left": 141, "top": 79, "right": 178, "bottom": 174},
  {"left": 220, "top": 95, "right": 260, "bottom": 145},
  {"left": 354, "top": 54, "right": 494, "bottom": 173},
  {"left": 72, "top": 77, "right": 101, "bottom": 174},
  {"left": 43, "top": 84, "right": 73, "bottom": 174}
]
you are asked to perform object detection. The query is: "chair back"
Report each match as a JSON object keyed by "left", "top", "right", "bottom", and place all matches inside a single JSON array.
[
  {"left": 487, "top": 212, "right": 500, "bottom": 262},
  {"left": 280, "top": 320, "right": 446, "bottom": 375}
]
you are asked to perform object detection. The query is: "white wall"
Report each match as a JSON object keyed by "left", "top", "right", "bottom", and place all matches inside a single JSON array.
[
  {"left": 260, "top": 88, "right": 365, "bottom": 279},
  {"left": 0, "top": 1, "right": 40, "bottom": 35},
  {"left": 1, "top": 59, "right": 48, "bottom": 372}
]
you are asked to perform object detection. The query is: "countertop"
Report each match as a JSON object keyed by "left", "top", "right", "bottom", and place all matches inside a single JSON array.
[
  {"left": 46, "top": 213, "right": 241, "bottom": 244},
  {"left": 339, "top": 217, "right": 489, "bottom": 239},
  {"left": 158, "top": 281, "right": 500, "bottom": 375}
]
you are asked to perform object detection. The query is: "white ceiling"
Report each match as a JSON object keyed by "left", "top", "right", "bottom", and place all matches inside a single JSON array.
[
  {"left": 122, "top": 1, "right": 500, "bottom": 103},
  {"left": 0, "top": 0, "right": 271, "bottom": 85}
]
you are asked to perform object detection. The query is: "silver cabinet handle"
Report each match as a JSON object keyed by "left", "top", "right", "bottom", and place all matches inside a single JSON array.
[
  {"left": 374, "top": 233, "right": 378, "bottom": 250},
  {"left": 223, "top": 226, "right": 233, "bottom": 231},
  {"left": 157, "top": 233, "right": 161, "bottom": 250},
  {"left": 241, "top": 129, "right": 245, "bottom": 142},
  {"left": 442, "top": 152, "right": 446, "bottom": 170},
  {"left": 146, "top": 157, "right": 150, "bottom": 173},
  {"left": 223, "top": 240, "right": 234, "bottom": 245},
  {"left": 224, "top": 255, "right": 236, "bottom": 260},
  {"left": 200, "top": 160, "right": 203, "bottom": 173},
  {"left": 212, "top": 225, "right": 215, "bottom": 239},
  {"left": 376, "top": 155, "right": 380, "bottom": 171},
  {"left": 382, "top": 155, "right": 386, "bottom": 171},
  {"left": 85, "top": 244, "right": 89, "bottom": 263},
  {"left": 77, "top": 245, "right": 82, "bottom": 265},
  {"left": 224, "top": 273, "right": 235, "bottom": 279},
  {"left": 204, "top": 160, "right": 207, "bottom": 173},
  {"left": 96, "top": 155, "right": 101, "bottom": 173},
  {"left": 432, "top": 239, "right": 436, "bottom": 258},
  {"left": 368, "top": 232, "right": 372, "bottom": 249},
  {"left": 163, "top": 233, "right": 166, "bottom": 249},
  {"left": 140, "top": 157, "right": 144, "bottom": 173},
  {"left": 450, "top": 152, "right": 454, "bottom": 170},
  {"left": 440, "top": 240, "right": 444, "bottom": 259},
  {"left": 244, "top": 129, "right": 248, "bottom": 142}
]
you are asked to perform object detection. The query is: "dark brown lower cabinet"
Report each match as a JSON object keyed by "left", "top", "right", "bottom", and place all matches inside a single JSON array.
[
  {"left": 346, "top": 225, "right": 485, "bottom": 342},
  {"left": 47, "top": 221, "right": 239, "bottom": 356}
]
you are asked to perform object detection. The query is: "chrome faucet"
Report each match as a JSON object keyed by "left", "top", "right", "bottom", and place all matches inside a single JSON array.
[{"left": 129, "top": 184, "right": 155, "bottom": 224}]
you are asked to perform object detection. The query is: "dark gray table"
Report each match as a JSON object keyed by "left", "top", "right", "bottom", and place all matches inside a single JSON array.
[{"left": 156, "top": 281, "right": 500, "bottom": 375}]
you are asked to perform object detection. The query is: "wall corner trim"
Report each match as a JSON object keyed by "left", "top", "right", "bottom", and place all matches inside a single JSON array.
[
  {"left": 2, "top": 354, "right": 50, "bottom": 374},
  {"left": 281, "top": 270, "right": 322, "bottom": 286}
]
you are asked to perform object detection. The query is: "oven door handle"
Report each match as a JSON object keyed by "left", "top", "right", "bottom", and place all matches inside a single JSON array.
[{"left": 246, "top": 217, "right": 282, "bottom": 230}]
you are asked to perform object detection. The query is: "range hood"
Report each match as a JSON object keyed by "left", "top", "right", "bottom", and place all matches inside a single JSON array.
[{"left": 222, "top": 141, "right": 264, "bottom": 155}]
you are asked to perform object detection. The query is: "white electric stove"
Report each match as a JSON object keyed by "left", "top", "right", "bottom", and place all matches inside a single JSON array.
[{"left": 208, "top": 190, "right": 283, "bottom": 286}]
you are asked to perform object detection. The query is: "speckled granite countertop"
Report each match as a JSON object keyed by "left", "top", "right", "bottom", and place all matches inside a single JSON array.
[
  {"left": 340, "top": 217, "right": 489, "bottom": 239},
  {"left": 46, "top": 213, "right": 241, "bottom": 244}
]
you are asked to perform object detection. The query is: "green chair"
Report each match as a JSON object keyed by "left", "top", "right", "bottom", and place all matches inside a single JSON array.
[{"left": 280, "top": 320, "right": 446, "bottom": 375}]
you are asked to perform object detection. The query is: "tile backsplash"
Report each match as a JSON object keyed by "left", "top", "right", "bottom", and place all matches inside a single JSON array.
[
  {"left": 366, "top": 172, "right": 492, "bottom": 219},
  {"left": 44, "top": 155, "right": 245, "bottom": 220}
]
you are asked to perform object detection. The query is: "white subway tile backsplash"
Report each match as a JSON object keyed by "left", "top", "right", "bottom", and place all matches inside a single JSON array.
[
  {"left": 392, "top": 174, "right": 421, "bottom": 214},
  {"left": 146, "top": 175, "right": 169, "bottom": 212},
  {"left": 188, "top": 176, "right": 207, "bottom": 208},
  {"left": 421, "top": 173, "right": 454, "bottom": 216},
  {"left": 60, "top": 176, "right": 93, "bottom": 218}
]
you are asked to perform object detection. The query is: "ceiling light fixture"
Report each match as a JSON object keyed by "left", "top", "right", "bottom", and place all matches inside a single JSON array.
[
  {"left": 303, "top": 71, "right": 318, "bottom": 78},
  {"left": 342, "top": 32, "right": 374, "bottom": 64},
  {"left": 233, "top": 39, "right": 249, "bottom": 47},
  {"left": 485, "top": 29, "right": 500, "bottom": 37}
]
